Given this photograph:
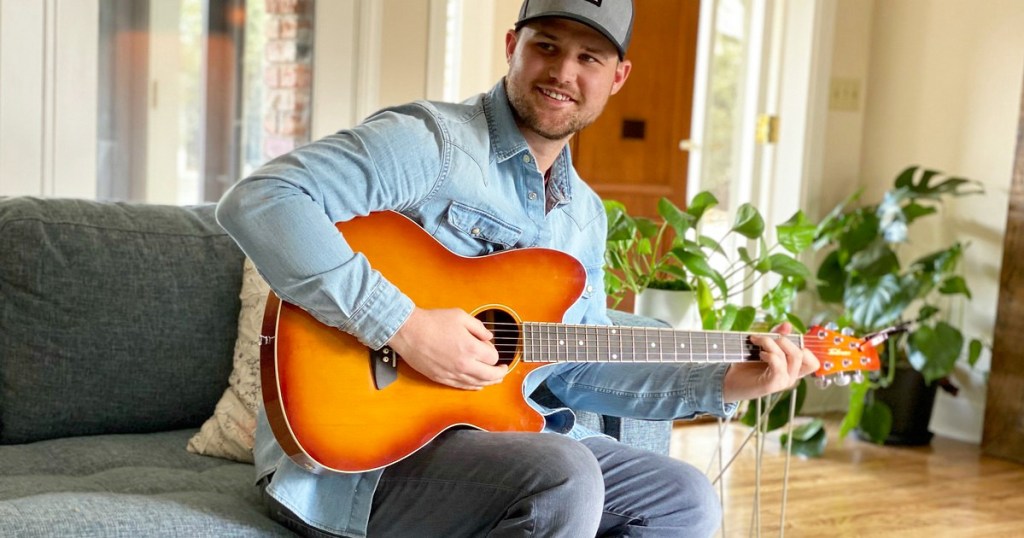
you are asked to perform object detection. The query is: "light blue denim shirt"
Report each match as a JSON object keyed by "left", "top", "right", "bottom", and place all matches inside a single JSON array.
[{"left": 216, "top": 80, "right": 735, "bottom": 537}]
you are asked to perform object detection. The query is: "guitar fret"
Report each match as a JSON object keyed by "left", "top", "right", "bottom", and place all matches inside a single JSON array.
[
  {"left": 527, "top": 325, "right": 812, "bottom": 366},
  {"left": 562, "top": 324, "right": 569, "bottom": 362}
]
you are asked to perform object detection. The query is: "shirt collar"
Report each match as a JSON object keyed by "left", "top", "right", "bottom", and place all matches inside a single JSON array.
[
  {"left": 484, "top": 79, "right": 574, "bottom": 205},
  {"left": 484, "top": 79, "right": 531, "bottom": 163}
]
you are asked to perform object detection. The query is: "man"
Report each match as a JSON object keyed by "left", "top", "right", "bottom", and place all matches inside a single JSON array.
[{"left": 217, "top": 0, "right": 820, "bottom": 536}]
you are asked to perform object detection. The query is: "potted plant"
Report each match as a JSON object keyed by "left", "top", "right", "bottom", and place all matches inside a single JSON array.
[
  {"left": 605, "top": 193, "right": 829, "bottom": 448},
  {"left": 604, "top": 192, "right": 817, "bottom": 333},
  {"left": 812, "top": 166, "right": 985, "bottom": 445}
]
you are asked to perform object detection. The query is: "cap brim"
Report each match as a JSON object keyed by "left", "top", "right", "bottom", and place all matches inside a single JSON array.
[{"left": 515, "top": 14, "right": 625, "bottom": 59}]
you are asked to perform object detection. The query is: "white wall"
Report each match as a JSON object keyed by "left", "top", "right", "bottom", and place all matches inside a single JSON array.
[{"left": 819, "top": 0, "right": 1024, "bottom": 443}]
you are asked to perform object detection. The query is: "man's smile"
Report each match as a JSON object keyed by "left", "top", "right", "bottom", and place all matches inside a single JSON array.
[{"left": 538, "top": 87, "right": 575, "bottom": 103}]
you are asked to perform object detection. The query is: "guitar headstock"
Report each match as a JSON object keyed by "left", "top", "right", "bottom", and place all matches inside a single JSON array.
[{"left": 803, "top": 325, "right": 881, "bottom": 387}]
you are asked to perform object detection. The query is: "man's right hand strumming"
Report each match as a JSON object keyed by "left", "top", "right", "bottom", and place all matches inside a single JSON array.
[{"left": 387, "top": 307, "right": 509, "bottom": 391}]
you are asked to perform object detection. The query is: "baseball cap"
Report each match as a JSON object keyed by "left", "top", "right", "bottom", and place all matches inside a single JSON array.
[{"left": 516, "top": 0, "right": 635, "bottom": 59}]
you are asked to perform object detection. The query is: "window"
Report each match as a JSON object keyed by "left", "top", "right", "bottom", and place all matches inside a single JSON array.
[{"left": 96, "top": 0, "right": 311, "bottom": 204}]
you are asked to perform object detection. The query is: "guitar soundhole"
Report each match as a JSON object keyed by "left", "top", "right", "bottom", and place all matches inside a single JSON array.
[{"left": 476, "top": 308, "right": 520, "bottom": 365}]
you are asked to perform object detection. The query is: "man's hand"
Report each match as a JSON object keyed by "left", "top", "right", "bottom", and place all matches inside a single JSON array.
[
  {"left": 387, "top": 307, "right": 508, "bottom": 390},
  {"left": 722, "top": 322, "right": 820, "bottom": 403}
]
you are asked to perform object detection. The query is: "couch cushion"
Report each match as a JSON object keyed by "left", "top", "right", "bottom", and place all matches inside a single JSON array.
[
  {"left": 0, "top": 429, "right": 290, "bottom": 536},
  {"left": 0, "top": 198, "right": 245, "bottom": 444}
]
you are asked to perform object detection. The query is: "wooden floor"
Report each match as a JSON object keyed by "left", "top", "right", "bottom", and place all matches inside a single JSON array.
[{"left": 670, "top": 416, "right": 1024, "bottom": 538}]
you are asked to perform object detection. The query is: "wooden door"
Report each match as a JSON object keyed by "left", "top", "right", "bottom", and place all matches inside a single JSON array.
[
  {"left": 983, "top": 68, "right": 1024, "bottom": 465},
  {"left": 571, "top": 0, "right": 701, "bottom": 218}
]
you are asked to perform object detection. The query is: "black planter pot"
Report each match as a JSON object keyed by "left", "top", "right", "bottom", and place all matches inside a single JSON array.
[{"left": 861, "top": 365, "right": 938, "bottom": 446}]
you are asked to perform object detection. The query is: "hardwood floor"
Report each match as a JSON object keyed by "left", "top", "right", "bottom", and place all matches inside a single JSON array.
[{"left": 670, "top": 416, "right": 1024, "bottom": 537}]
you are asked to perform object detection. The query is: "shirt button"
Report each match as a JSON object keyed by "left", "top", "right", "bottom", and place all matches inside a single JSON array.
[
  {"left": 528, "top": 192, "right": 538, "bottom": 200},
  {"left": 470, "top": 227, "right": 481, "bottom": 236},
  {"left": 522, "top": 154, "right": 532, "bottom": 164}
]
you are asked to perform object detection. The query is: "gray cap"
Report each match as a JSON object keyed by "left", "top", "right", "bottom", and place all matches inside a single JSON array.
[{"left": 516, "top": 0, "right": 634, "bottom": 59}]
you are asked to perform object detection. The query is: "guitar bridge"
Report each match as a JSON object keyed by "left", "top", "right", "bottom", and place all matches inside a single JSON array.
[{"left": 370, "top": 346, "right": 398, "bottom": 390}]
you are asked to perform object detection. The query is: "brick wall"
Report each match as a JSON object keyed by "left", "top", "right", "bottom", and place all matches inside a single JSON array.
[{"left": 262, "top": 0, "right": 313, "bottom": 160}]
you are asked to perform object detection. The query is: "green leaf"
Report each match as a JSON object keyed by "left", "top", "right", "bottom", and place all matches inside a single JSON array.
[
  {"left": 858, "top": 399, "right": 893, "bottom": 444},
  {"left": 768, "top": 253, "right": 812, "bottom": 280},
  {"left": 784, "top": 312, "right": 808, "bottom": 334},
  {"left": 604, "top": 271, "right": 623, "bottom": 296},
  {"left": 917, "top": 304, "right": 940, "bottom": 323},
  {"left": 637, "top": 237, "right": 652, "bottom": 256},
  {"left": 777, "top": 210, "right": 817, "bottom": 254},
  {"left": 847, "top": 240, "right": 900, "bottom": 279},
  {"left": 908, "top": 322, "right": 964, "bottom": 384},
  {"left": 816, "top": 251, "right": 846, "bottom": 304},
  {"left": 781, "top": 418, "right": 827, "bottom": 458},
  {"left": 912, "top": 243, "right": 963, "bottom": 277},
  {"left": 755, "top": 253, "right": 772, "bottom": 273},
  {"left": 719, "top": 305, "right": 739, "bottom": 331},
  {"left": 658, "top": 197, "right": 695, "bottom": 239},
  {"left": 894, "top": 166, "right": 918, "bottom": 189},
  {"left": 902, "top": 202, "right": 937, "bottom": 224},
  {"left": 634, "top": 217, "right": 660, "bottom": 239},
  {"left": 675, "top": 248, "right": 728, "bottom": 297},
  {"left": 846, "top": 273, "right": 911, "bottom": 331},
  {"left": 939, "top": 276, "right": 972, "bottom": 299},
  {"left": 732, "top": 306, "right": 757, "bottom": 331},
  {"left": 814, "top": 188, "right": 863, "bottom": 249},
  {"left": 605, "top": 203, "right": 635, "bottom": 241},
  {"left": 839, "top": 380, "right": 869, "bottom": 439},
  {"left": 761, "top": 280, "right": 799, "bottom": 321},
  {"left": 695, "top": 278, "right": 716, "bottom": 330},
  {"left": 738, "top": 246, "right": 754, "bottom": 265},
  {"left": 838, "top": 210, "right": 881, "bottom": 255},
  {"left": 659, "top": 265, "right": 690, "bottom": 282},
  {"left": 687, "top": 191, "right": 719, "bottom": 221},
  {"left": 968, "top": 339, "right": 983, "bottom": 367},
  {"left": 698, "top": 235, "right": 726, "bottom": 257},
  {"left": 731, "top": 203, "right": 765, "bottom": 239}
]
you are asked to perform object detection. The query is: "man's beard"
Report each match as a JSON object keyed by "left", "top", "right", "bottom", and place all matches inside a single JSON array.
[{"left": 506, "top": 81, "right": 596, "bottom": 141}]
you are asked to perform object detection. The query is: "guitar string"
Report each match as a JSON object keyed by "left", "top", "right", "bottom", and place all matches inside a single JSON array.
[
  {"left": 480, "top": 324, "right": 845, "bottom": 350},
  {"left": 455, "top": 323, "right": 863, "bottom": 366}
]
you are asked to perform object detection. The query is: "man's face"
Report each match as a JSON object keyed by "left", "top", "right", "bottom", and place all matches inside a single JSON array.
[{"left": 505, "top": 18, "right": 631, "bottom": 142}]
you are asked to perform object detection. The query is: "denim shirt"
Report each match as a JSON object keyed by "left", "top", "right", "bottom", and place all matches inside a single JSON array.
[{"left": 216, "top": 80, "right": 735, "bottom": 537}]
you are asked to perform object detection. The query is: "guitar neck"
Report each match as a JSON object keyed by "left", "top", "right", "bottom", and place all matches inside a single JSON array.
[{"left": 521, "top": 323, "right": 803, "bottom": 364}]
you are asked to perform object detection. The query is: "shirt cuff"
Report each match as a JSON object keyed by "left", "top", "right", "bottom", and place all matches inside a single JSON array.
[
  {"left": 340, "top": 276, "right": 415, "bottom": 350},
  {"left": 691, "top": 363, "right": 739, "bottom": 419}
]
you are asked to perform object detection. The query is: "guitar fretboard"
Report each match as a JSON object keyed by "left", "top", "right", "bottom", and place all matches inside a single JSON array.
[{"left": 521, "top": 323, "right": 802, "bottom": 364}]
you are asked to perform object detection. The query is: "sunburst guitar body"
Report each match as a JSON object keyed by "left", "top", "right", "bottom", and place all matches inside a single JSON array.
[{"left": 259, "top": 211, "right": 880, "bottom": 474}]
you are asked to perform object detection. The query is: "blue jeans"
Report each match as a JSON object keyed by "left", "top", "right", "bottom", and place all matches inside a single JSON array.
[{"left": 264, "top": 430, "right": 720, "bottom": 537}]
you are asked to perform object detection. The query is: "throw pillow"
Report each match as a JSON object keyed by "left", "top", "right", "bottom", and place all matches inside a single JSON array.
[{"left": 187, "top": 258, "right": 270, "bottom": 462}]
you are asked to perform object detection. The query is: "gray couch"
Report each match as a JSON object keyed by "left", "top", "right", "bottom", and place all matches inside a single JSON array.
[{"left": 0, "top": 197, "right": 670, "bottom": 537}]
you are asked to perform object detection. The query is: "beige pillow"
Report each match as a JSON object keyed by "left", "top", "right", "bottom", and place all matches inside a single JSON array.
[{"left": 187, "top": 258, "right": 270, "bottom": 462}]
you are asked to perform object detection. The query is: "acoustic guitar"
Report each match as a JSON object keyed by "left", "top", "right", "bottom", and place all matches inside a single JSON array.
[{"left": 259, "top": 211, "right": 881, "bottom": 474}]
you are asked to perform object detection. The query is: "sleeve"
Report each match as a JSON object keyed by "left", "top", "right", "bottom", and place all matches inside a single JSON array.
[
  {"left": 216, "top": 105, "right": 446, "bottom": 350},
  {"left": 543, "top": 361, "right": 739, "bottom": 421}
]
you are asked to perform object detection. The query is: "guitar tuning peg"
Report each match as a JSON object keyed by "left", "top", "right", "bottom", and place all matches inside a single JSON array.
[
  {"left": 833, "top": 372, "right": 851, "bottom": 387},
  {"left": 852, "top": 371, "right": 865, "bottom": 384},
  {"left": 816, "top": 376, "right": 833, "bottom": 389},
  {"left": 825, "top": 322, "right": 839, "bottom": 331},
  {"left": 841, "top": 327, "right": 855, "bottom": 336}
]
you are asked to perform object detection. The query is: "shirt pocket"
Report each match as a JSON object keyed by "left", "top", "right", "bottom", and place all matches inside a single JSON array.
[{"left": 444, "top": 201, "right": 523, "bottom": 254}]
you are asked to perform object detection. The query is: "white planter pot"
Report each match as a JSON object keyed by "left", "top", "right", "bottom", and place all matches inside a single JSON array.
[{"left": 634, "top": 288, "right": 702, "bottom": 330}]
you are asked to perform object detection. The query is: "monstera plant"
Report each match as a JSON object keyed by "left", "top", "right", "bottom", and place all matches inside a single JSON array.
[{"left": 812, "top": 166, "right": 985, "bottom": 445}]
